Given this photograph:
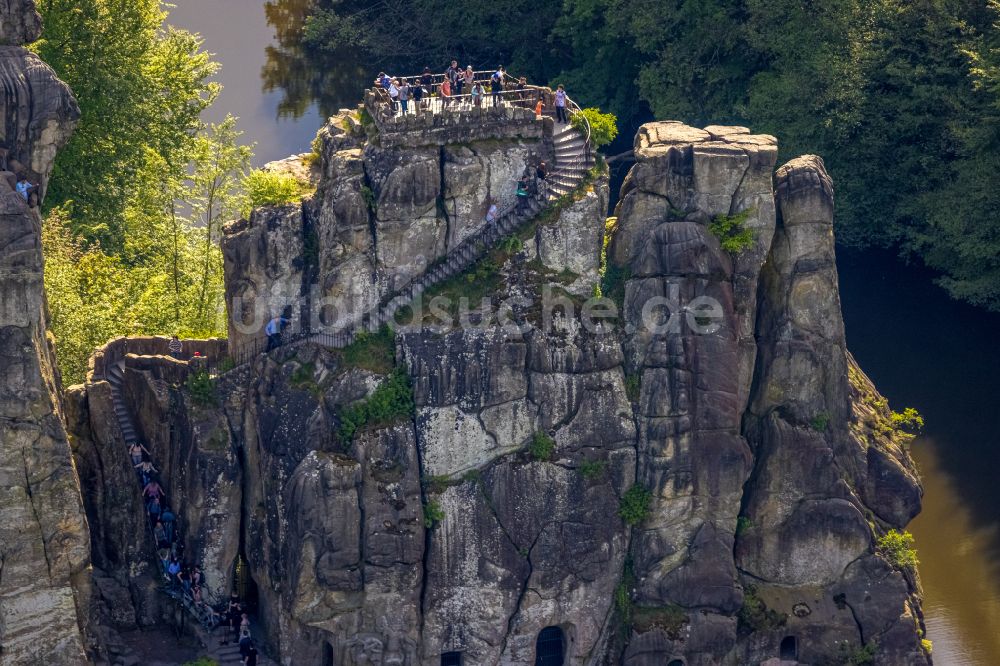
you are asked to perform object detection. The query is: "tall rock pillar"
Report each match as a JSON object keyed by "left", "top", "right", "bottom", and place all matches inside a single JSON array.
[{"left": 0, "top": 2, "right": 90, "bottom": 663}]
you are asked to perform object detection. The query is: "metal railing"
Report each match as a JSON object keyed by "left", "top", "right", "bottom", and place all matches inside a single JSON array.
[{"left": 366, "top": 70, "right": 593, "bottom": 144}]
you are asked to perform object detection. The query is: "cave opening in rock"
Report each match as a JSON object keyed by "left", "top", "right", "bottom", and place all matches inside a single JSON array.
[
  {"left": 535, "top": 626, "right": 565, "bottom": 665},
  {"left": 233, "top": 553, "right": 259, "bottom": 612},
  {"left": 440, "top": 651, "right": 463, "bottom": 665},
  {"left": 780, "top": 635, "right": 798, "bottom": 660},
  {"left": 322, "top": 641, "right": 334, "bottom": 666},
  {"left": 667, "top": 660, "right": 685, "bottom": 666}
]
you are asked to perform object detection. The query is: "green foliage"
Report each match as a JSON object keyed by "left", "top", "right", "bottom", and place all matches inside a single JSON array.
[
  {"left": 500, "top": 234, "right": 523, "bottom": 255},
  {"left": 735, "top": 516, "right": 753, "bottom": 536},
  {"left": 601, "top": 264, "right": 631, "bottom": 314},
  {"left": 529, "top": 431, "right": 556, "bottom": 461},
  {"left": 339, "top": 326, "right": 395, "bottom": 374},
  {"left": 624, "top": 373, "right": 641, "bottom": 403},
  {"left": 42, "top": 118, "right": 249, "bottom": 384},
  {"left": 877, "top": 529, "right": 920, "bottom": 569},
  {"left": 842, "top": 641, "right": 878, "bottom": 666},
  {"left": 890, "top": 407, "right": 925, "bottom": 433},
  {"left": 619, "top": 484, "right": 652, "bottom": 526},
  {"left": 182, "top": 660, "right": 218, "bottom": 666},
  {"left": 34, "top": 0, "right": 251, "bottom": 387},
  {"left": 33, "top": 0, "right": 220, "bottom": 249},
  {"left": 421, "top": 474, "right": 452, "bottom": 495},
  {"left": 709, "top": 209, "right": 756, "bottom": 254},
  {"left": 423, "top": 499, "right": 445, "bottom": 528},
  {"left": 360, "top": 185, "right": 377, "bottom": 214},
  {"left": 337, "top": 369, "right": 414, "bottom": 442},
  {"left": 631, "top": 605, "right": 689, "bottom": 638},
  {"left": 245, "top": 169, "right": 308, "bottom": 209},
  {"left": 614, "top": 557, "right": 636, "bottom": 633},
  {"left": 578, "top": 459, "right": 605, "bottom": 480},
  {"left": 921, "top": 638, "right": 933, "bottom": 655},
  {"left": 811, "top": 412, "right": 831, "bottom": 432},
  {"left": 305, "top": 131, "right": 324, "bottom": 166},
  {"left": 737, "top": 584, "right": 786, "bottom": 634},
  {"left": 572, "top": 108, "right": 618, "bottom": 148},
  {"left": 185, "top": 371, "right": 217, "bottom": 407}
]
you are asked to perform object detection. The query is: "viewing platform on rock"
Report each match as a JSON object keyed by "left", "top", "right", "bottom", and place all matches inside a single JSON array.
[{"left": 362, "top": 72, "right": 585, "bottom": 148}]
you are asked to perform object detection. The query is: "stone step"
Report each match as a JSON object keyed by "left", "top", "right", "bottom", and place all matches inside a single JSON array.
[{"left": 553, "top": 134, "right": 583, "bottom": 146}]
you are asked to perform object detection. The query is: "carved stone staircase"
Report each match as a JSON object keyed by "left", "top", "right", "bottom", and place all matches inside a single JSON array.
[{"left": 222, "top": 119, "right": 595, "bottom": 368}]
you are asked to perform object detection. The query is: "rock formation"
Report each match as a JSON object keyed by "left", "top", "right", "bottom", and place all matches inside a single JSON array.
[
  {"left": 62, "top": 111, "right": 930, "bottom": 666},
  {"left": 0, "top": 1, "right": 92, "bottom": 663},
  {"left": 0, "top": 0, "right": 929, "bottom": 663}
]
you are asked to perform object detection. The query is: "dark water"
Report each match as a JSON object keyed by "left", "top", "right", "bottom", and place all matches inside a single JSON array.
[
  {"left": 838, "top": 250, "right": 1000, "bottom": 664},
  {"left": 167, "top": 2, "right": 1000, "bottom": 662}
]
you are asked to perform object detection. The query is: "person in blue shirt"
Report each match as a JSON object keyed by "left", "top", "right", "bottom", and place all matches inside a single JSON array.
[
  {"left": 491, "top": 67, "right": 505, "bottom": 108},
  {"left": 16, "top": 179, "right": 31, "bottom": 201},
  {"left": 265, "top": 315, "right": 290, "bottom": 351}
]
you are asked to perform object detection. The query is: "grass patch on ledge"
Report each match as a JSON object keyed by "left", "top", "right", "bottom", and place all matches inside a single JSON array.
[
  {"left": 337, "top": 325, "right": 395, "bottom": 374},
  {"left": 245, "top": 169, "right": 312, "bottom": 209},
  {"left": 336, "top": 367, "right": 414, "bottom": 443}
]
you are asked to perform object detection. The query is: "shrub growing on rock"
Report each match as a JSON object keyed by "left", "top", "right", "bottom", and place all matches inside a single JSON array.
[
  {"left": 737, "top": 584, "right": 786, "bottom": 634},
  {"left": 245, "top": 169, "right": 308, "bottom": 209},
  {"left": 877, "top": 529, "right": 919, "bottom": 569},
  {"left": 619, "top": 484, "right": 651, "bottom": 525},
  {"left": 529, "top": 431, "right": 556, "bottom": 461},
  {"left": 423, "top": 499, "right": 445, "bottom": 528},
  {"left": 337, "top": 368, "right": 414, "bottom": 442},
  {"left": 572, "top": 108, "right": 618, "bottom": 149},
  {"left": 185, "top": 370, "right": 217, "bottom": 406},
  {"left": 709, "top": 208, "right": 756, "bottom": 254}
]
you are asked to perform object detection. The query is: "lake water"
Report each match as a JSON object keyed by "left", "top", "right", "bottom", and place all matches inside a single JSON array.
[{"left": 167, "top": 2, "right": 1000, "bottom": 663}]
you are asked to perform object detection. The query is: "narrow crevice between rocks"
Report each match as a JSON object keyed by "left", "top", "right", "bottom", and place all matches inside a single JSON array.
[
  {"left": 438, "top": 145, "right": 452, "bottom": 252},
  {"left": 21, "top": 444, "right": 54, "bottom": 581},
  {"left": 409, "top": 404, "right": 432, "bottom": 640},
  {"left": 299, "top": 201, "right": 320, "bottom": 335},
  {"left": 497, "top": 521, "right": 544, "bottom": 659}
]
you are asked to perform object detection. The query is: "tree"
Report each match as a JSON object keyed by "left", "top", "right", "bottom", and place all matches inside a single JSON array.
[
  {"left": 42, "top": 119, "right": 253, "bottom": 385},
  {"left": 186, "top": 118, "right": 253, "bottom": 326},
  {"left": 32, "top": 0, "right": 219, "bottom": 250}
]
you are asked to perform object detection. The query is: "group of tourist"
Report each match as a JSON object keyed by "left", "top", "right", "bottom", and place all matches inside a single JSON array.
[
  {"left": 374, "top": 63, "right": 571, "bottom": 121},
  {"left": 130, "top": 437, "right": 259, "bottom": 663},
  {"left": 224, "top": 591, "right": 260, "bottom": 665}
]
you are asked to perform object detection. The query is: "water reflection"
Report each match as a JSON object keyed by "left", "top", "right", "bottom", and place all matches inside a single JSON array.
[
  {"left": 838, "top": 248, "right": 1000, "bottom": 664},
  {"left": 910, "top": 439, "right": 1000, "bottom": 664},
  {"left": 262, "top": 0, "right": 369, "bottom": 119},
  {"left": 165, "top": 0, "right": 323, "bottom": 165}
]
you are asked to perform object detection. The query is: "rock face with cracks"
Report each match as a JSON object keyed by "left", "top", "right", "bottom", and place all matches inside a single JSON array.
[
  {"left": 0, "top": 1, "right": 91, "bottom": 663},
  {"left": 57, "top": 117, "right": 928, "bottom": 665}
]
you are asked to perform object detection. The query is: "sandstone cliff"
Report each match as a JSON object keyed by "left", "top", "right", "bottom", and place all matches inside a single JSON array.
[
  {"left": 0, "top": 1, "right": 92, "bottom": 663},
  {"left": 64, "top": 109, "right": 927, "bottom": 664}
]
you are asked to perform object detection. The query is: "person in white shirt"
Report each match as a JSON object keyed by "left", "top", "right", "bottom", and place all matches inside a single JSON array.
[{"left": 554, "top": 85, "right": 568, "bottom": 124}]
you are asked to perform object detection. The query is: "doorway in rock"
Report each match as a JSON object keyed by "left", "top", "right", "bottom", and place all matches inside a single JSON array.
[
  {"left": 780, "top": 636, "right": 798, "bottom": 660},
  {"left": 667, "top": 661, "right": 684, "bottom": 666},
  {"left": 322, "top": 642, "right": 334, "bottom": 666},
  {"left": 233, "top": 553, "right": 259, "bottom": 612},
  {"left": 441, "top": 651, "right": 462, "bottom": 665},
  {"left": 535, "top": 626, "right": 565, "bottom": 665}
]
